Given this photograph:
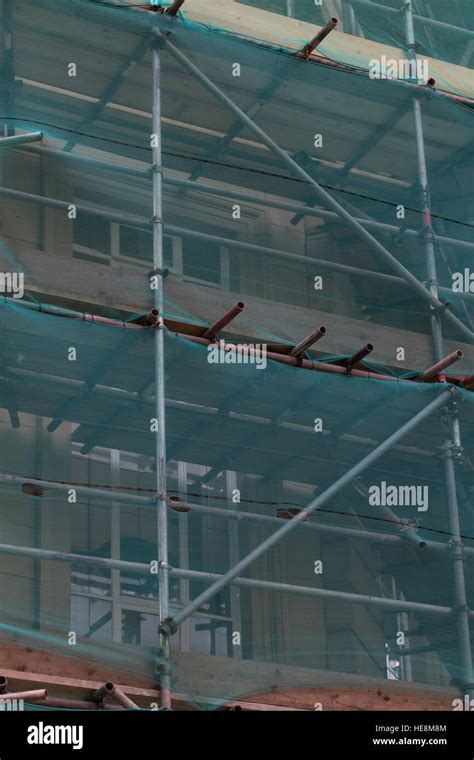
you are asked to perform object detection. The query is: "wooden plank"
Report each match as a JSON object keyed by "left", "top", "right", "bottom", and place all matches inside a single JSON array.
[
  {"left": 171, "top": 649, "right": 458, "bottom": 705},
  {"left": 0, "top": 644, "right": 458, "bottom": 711},
  {"left": 180, "top": 0, "right": 473, "bottom": 99}
]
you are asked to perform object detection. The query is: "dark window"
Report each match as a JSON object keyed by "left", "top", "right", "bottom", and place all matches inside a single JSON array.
[
  {"left": 120, "top": 227, "right": 174, "bottom": 268},
  {"left": 73, "top": 213, "right": 110, "bottom": 255},
  {"left": 182, "top": 237, "right": 220, "bottom": 284}
]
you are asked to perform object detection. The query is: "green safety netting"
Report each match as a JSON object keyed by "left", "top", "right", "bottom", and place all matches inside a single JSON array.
[
  {"left": 0, "top": 0, "right": 472, "bottom": 708},
  {"left": 1, "top": 301, "right": 474, "bottom": 706},
  {"left": 237, "top": 0, "right": 474, "bottom": 85},
  {"left": 0, "top": 0, "right": 472, "bottom": 344}
]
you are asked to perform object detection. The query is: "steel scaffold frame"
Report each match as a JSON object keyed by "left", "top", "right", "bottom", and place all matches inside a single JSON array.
[
  {"left": 153, "top": 28, "right": 474, "bottom": 344},
  {"left": 0, "top": 3, "right": 472, "bottom": 707},
  {"left": 151, "top": 18, "right": 473, "bottom": 696}
]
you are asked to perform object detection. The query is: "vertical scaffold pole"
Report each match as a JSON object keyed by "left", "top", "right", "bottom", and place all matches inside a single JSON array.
[
  {"left": 404, "top": 1, "right": 443, "bottom": 360},
  {"left": 151, "top": 40, "right": 172, "bottom": 710},
  {"left": 404, "top": 0, "right": 473, "bottom": 698},
  {"left": 3, "top": 0, "right": 15, "bottom": 136}
]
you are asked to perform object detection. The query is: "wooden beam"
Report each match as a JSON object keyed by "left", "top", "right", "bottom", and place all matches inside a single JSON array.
[
  {"left": 0, "top": 642, "right": 458, "bottom": 711},
  {"left": 179, "top": 0, "right": 473, "bottom": 99}
]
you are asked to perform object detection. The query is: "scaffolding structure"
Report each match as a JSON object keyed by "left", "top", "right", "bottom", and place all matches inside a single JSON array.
[{"left": 0, "top": 0, "right": 473, "bottom": 710}]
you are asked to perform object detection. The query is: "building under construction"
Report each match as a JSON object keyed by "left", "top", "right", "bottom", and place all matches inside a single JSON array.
[{"left": 0, "top": 0, "right": 473, "bottom": 711}]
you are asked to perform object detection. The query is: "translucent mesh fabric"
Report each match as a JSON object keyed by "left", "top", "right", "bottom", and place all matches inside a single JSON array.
[
  {"left": 236, "top": 0, "right": 474, "bottom": 86},
  {"left": 0, "top": 0, "right": 472, "bottom": 709}
]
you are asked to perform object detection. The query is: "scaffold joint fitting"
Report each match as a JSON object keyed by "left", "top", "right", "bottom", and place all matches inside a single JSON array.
[{"left": 159, "top": 617, "right": 178, "bottom": 637}]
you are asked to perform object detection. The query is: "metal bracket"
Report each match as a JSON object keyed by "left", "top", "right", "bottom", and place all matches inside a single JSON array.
[
  {"left": 448, "top": 537, "right": 465, "bottom": 557},
  {"left": 158, "top": 617, "right": 178, "bottom": 637},
  {"left": 430, "top": 298, "right": 451, "bottom": 315},
  {"left": 155, "top": 649, "right": 171, "bottom": 674},
  {"left": 391, "top": 225, "right": 410, "bottom": 247},
  {"left": 399, "top": 519, "right": 419, "bottom": 533},
  {"left": 148, "top": 267, "right": 170, "bottom": 279}
]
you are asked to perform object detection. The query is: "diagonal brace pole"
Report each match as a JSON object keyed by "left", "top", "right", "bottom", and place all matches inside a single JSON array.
[
  {"left": 154, "top": 29, "right": 473, "bottom": 344},
  {"left": 160, "top": 387, "right": 453, "bottom": 635}
]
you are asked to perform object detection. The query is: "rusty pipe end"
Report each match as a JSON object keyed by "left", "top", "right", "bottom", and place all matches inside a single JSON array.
[
  {"left": 145, "top": 308, "right": 160, "bottom": 326},
  {"left": 167, "top": 0, "right": 185, "bottom": 16},
  {"left": 22, "top": 482, "right": 44, "bottom": 497},
  {"left": 169, "top": 496, "right": 191, "bottom": 513},
  {"left": 202, "top": 301, "right": 245, "bottom": 340},
  {"left": 300, "top": 18, "right": 338, "bottom": 59},
  {"left": 345, "top": 343, "right": 374, "bottom": 372}
]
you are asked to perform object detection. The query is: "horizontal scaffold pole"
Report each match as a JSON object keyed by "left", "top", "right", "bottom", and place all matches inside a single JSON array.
[
  {"left": 0, "top": 472, "right": 154, "bottom": 507},
  {"left": 4, "top": 182, "right": 473, "bottom": 302},
  {"left": 2, "top": 181, "right": 472, "bottom": 305},
  {"left": 0, "top": 541, "right": 463, "bottom": 620},
  {"left": 0, "top": 131, "right": 43, "bottom": 147},
  {"left": 16, "top": 146, "right": 474, "bottom": 258},
  {"left": 163, "top": 176, "right": 474, "bottom": 257},
  {"left": 2, "top": 463, "right": 471, "bottom": 559}
]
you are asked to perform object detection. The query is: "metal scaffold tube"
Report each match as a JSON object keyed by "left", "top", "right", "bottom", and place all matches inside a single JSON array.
[
  {"left": 162, "top": 175, "right": 474, "bottom": 257},
  {"left": 444, "top": 407, "right": 474, "bottom": 697},
  {"left": 0, "top": 540, "right": 463, "bottom": 620},
  {"left": 13, "top": 150, "right": 474, "bottom": 256},
  {"left": 0, "top": 131, "right": 43, "bottom": 147},
  {"left": 1, "top": 466, "right": 473, "bottom": 559},
  {"left": 4, "top": 181, "right": 474, "bottom": 305},
  {"left": 404, "top": 0, "right": 473, "bottom": 698},
  {"left": 151, "top": 41, "right": 172, "bottom": 710}
]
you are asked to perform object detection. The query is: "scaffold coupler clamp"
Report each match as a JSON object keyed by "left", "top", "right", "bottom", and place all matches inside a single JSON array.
[
  {"left": 152, "top": 28, "right": 170, "bottom": 48},
  {"left": 392, "top": 223, "right": 409, "bottom": 247},
  {"left": 448, "top": 537, "right": 465, "bottom": 560},
  {"left": 435, "top": 299, "right": 451, "bottom": 315},
  {"left": 442, "top": 438, "right": 463, "bottom": 461},
  {"left": 420, "top": 222, "right": 435, "bottom": 242},
  {"left": 400, "top": 518, "right": 419, "bottom": 534},
  {"left": 158, "top": 617, "right": 178, "bottom": 637},
  {"left": 148, "top": 265, "right": 169, "bottom": 279}
]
